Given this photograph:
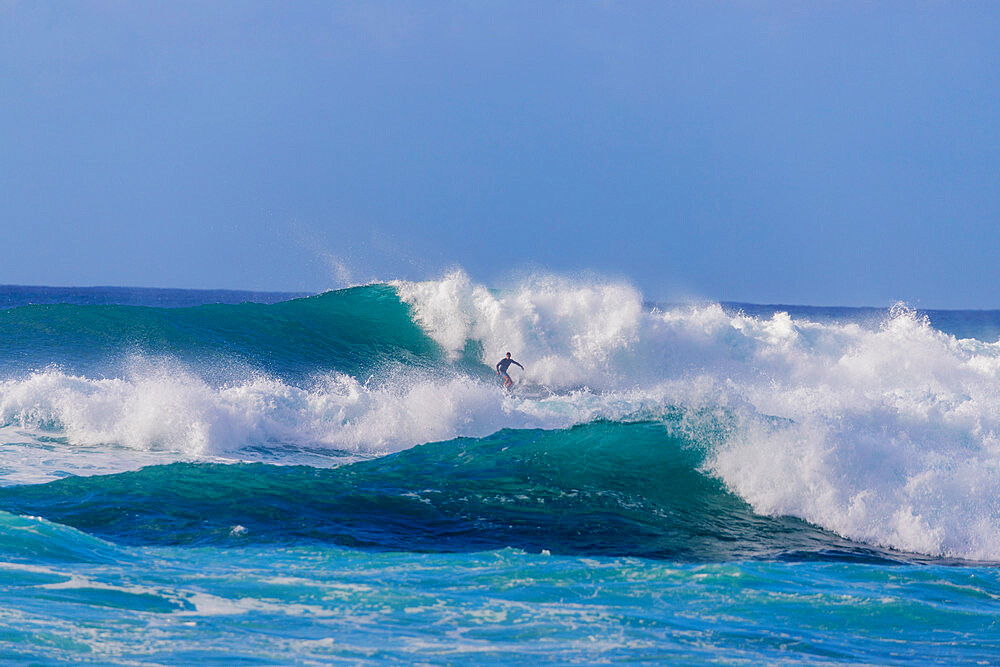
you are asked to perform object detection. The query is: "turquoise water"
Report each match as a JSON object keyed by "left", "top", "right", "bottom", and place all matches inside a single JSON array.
[
  {"left": 3, "top": 519, "right": 998, "bottom": 663},
  {"left": 1, "top": 276, "right": 999, "bottom": 663}
]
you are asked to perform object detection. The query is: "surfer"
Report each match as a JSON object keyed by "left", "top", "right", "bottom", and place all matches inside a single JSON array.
[{"left": 496, "top": 352, "right": 523, "bottom": 390}]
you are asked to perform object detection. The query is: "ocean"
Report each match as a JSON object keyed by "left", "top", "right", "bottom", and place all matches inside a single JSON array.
[{"left": 1, "top": 271, "right": 998, "bottom": 664}]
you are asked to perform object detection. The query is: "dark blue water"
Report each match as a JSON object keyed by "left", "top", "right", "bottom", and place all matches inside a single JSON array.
[{"left": 0, "top": 284, "right": 307, "bottom": 309}]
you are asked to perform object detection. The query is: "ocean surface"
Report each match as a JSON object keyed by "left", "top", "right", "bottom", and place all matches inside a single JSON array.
[{"left": 1, "top": 272, "right": 999, "bottom": 664}]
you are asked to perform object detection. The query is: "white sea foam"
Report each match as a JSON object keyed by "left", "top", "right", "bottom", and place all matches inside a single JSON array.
[{"left": 0, "top": 357, "right": 592, "bottom": 482}]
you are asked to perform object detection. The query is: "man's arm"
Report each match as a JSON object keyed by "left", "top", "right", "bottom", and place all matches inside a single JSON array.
[{"left": 512, "top": 360, "right": 524, "bottom": 369}]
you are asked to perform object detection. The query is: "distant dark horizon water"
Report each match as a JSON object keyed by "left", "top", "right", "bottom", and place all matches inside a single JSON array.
[{"left": 0, "top": 283, "right": 312, "bottom": 309}]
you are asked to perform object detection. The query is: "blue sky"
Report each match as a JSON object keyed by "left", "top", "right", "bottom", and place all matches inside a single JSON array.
[{"left": 2, "top": 1, "right": 998, "bottom": 307}]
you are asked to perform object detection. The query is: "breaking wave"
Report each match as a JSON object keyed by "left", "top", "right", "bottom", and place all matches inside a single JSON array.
[{"left": 3, "top": 270, "right": 1000, "bottom": 560}]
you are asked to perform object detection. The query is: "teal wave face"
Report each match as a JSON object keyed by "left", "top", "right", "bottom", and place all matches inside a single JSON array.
[
  {"left": 0, "top": 510, "right": 127, "bottom": 565},
  {"left": 0, "top": 285, "right": 440, "bottom": 380},
  {"left": 0, "top": 421, "right": 906, "bottom": 563}
]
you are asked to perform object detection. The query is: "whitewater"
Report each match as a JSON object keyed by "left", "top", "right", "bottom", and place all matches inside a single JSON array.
[{"left": 1, "top": 271, "right": 999, "bottom": 663}]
